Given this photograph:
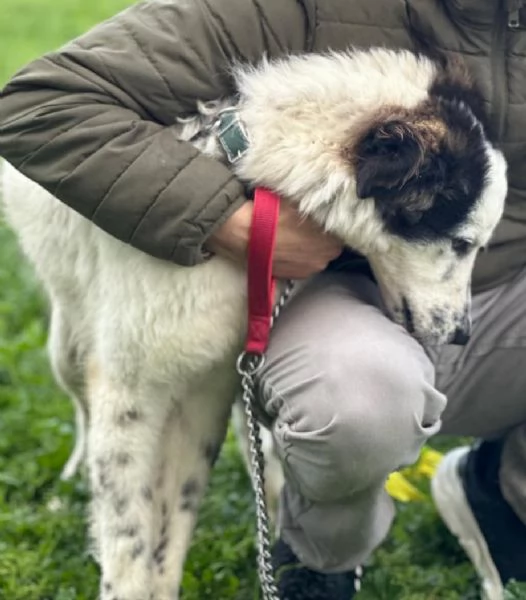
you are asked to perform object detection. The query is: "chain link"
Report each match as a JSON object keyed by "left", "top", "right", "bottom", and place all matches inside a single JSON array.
[{"left": 237, "top": 280, "right": 295, "bottom": 600}]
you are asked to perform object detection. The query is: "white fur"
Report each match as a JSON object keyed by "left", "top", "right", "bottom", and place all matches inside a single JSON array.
[{"left": 1, "top": 48, "right": 506, "bottom": 599}]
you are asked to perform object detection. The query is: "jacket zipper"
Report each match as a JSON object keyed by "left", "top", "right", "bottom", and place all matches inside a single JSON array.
[
  {"left": 507, "top": 0, "right": 524, "bottom": 28},
  {"left": 489, "top": 2, "right": 520, "bottom": 141},
  {"left": 508, "top": 8, "right": 520, "bottom": 27}
]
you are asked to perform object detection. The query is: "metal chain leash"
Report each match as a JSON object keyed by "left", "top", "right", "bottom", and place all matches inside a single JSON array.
[{"left": 236, "top": 280, "right": 295, "bottom": 600}]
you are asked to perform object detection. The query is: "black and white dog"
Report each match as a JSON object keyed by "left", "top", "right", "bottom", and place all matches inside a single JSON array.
[{"left": 2, "top": 47, "right": 506, "bottom": 600}]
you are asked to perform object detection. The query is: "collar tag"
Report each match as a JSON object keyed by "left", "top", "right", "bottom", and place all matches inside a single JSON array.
[{"left": 216, "top": 108, "right": 250, "bottom": 163}]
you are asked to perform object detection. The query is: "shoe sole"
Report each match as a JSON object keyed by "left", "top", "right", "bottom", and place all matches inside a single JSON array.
[{"left": 431, "top": 447, "right": 504, "bottom": 600}]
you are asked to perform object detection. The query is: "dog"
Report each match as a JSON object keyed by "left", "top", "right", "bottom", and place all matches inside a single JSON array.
[{"left": 1, "top": 47, "right": 507, "bottom": 600}]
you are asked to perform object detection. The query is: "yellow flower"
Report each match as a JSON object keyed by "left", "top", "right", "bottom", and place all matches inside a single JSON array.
[
  {"left": 385, "top": 446, "right": 443, "bottom": 502},
  {"left": 417, "top": 447, "right": 443, "bottom": 477},
  {"left": 386, "top": 471, "right": 426, "bottom": 502}
]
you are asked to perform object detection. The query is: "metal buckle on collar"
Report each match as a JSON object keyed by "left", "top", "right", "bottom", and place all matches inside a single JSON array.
[{"left": 216, "top": 108, "right": 250, "bottom": 164}]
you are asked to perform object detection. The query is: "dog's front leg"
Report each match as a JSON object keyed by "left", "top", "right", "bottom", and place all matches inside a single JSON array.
[
  {"left": 151, "top": 378, "right": 235, "bottom": 600},
  {"left": 86, "top": 358, "right": 172, "bottom": 600}
]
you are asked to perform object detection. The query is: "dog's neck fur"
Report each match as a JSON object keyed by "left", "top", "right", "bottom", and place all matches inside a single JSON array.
[{"left": 180, "top": 49, "right": 443, "bottom": 255}]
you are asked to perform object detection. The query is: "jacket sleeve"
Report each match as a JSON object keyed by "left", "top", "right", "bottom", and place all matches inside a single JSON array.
[{"left": 0, "top": 0, "right": 312, "bottom": 265}]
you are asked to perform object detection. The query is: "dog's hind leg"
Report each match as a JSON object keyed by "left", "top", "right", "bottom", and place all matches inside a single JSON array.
[
  {"left": 151, "top": 375, "right": 236, "bottom": 600},
  {"left": 47, "top": 302, "right": 89, "bottom": 480},
  {"left": 86, "top": 356, "right": 173, "bottom": 600}
]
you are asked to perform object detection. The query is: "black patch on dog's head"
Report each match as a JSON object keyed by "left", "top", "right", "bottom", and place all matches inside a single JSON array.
[
  {"left": 354, "top": 119, "right": 424, "bottom": 201},
  {"left": 429, "top": 58, "right": 492, "bottom": 140},
  {"left": 352, "top": 94, "right": 490, "bottom": 243}
]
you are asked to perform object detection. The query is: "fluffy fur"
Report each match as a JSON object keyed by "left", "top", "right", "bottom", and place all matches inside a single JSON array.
[{"left": 1, "top": 48, "right": 507, "bottom": 599}]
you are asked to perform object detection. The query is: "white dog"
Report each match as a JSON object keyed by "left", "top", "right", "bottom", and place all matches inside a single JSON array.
[{"left": 2, "top": 47, "right": 507, "bottom": 600}]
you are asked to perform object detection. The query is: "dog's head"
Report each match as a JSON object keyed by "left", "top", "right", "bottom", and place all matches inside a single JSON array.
[
  {"left": 348, "top": 97, "right": 506, "bottom": 346},
  {"left": 234, "top": 50, "right": 507, "bottom": 347}
]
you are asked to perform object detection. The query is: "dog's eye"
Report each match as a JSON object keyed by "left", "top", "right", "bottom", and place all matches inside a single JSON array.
[{"left": 451, "top": 238, "right": 474, "bottom": 256}]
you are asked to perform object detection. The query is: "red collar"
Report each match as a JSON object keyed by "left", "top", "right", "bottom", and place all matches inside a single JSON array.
[{"left": 244, "top": 188, "right": 281, "bottom": 355}]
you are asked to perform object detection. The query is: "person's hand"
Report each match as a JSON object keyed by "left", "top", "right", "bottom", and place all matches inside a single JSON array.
[{"left": 205, "top": 201, "right": 343, "bottom": 279}]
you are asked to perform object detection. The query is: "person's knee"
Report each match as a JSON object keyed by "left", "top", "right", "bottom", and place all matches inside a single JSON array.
[{"left": 267, "top": 338, "right": 445, "bottom": 503}]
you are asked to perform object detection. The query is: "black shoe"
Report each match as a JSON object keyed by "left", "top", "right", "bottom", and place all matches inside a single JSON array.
[
  {"left": 432, "top": 441, "right": 526, "bottom": 600},
  {"left": 272, "top": 537, "right": 362, "bottom": 599}
]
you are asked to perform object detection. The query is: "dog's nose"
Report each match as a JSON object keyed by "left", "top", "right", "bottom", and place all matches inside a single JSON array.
[{"left": 451, "top": 325, "right": 471, "bottom": 346}]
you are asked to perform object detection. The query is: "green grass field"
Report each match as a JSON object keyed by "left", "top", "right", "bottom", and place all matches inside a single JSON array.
[{"left": 1, "top": 2, "right": 525, "bottom": 599}]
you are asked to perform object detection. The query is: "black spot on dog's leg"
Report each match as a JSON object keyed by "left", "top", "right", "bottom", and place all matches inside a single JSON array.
[
  {"left": 160, "top": 519, "right": 168, "bottom": 539},
  {"left": 153, "top": 536, "right": 168, "bottom": 568},
  {"left": 156, "top": 537, "right": 168, "bottom": 555},
  {"left": 158, "top": 499, "right": 170, "bottom": 539},
  {"left": 117, "top": 409, "right": 141, "bottom": 426},
  {"left": 181, "top": 478, "right": 199, "bottom": 497},
  {"left": 115, "top": 524, "right": 139, "bottom": 538},
  {"left": 130, "top": 539, "right": 145, "bottom": 560},
  {"left": 141, "top": 486, "right": 153, "bottom": 502},
  {"left": 156, "top": 503, "right": 170, "bottom": 549},
  {"left": 202, "top": 441, "right": 221, "bottom": 467},
  {"left": 180, "top": 478, "right": 200, "bottom": 511}
]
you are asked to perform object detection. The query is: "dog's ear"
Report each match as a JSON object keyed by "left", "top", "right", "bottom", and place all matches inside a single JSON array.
[{"left": 354, "top": 120, "right": 424, "bottom": 199}]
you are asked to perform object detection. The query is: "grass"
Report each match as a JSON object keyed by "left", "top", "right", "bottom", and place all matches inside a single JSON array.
[{"left": 1, "top": 2, "right": 525, "bottom": 598}]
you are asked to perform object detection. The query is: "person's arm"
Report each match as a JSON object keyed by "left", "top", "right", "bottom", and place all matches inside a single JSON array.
[{"left": 0, "top": 0, "right": 312, "bottom": 266}]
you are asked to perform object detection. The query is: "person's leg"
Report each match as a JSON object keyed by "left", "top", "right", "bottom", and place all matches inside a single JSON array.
[
  {"left": 256, "top": 271, "right": 446, "bottom": 577},
  {"left": 431, "top": 267, "right": 526, "bottom": 599},
  {"left": 501, "top": 425, "right": 526, "bottom": 524},
  {"left": 435, "top": 265, "right": 526, "bottom": 514}
]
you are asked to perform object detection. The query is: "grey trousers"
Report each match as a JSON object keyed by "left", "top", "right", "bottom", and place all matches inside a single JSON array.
[{"left": 256, "top": 268, "right": 526, "bottom": 573}]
